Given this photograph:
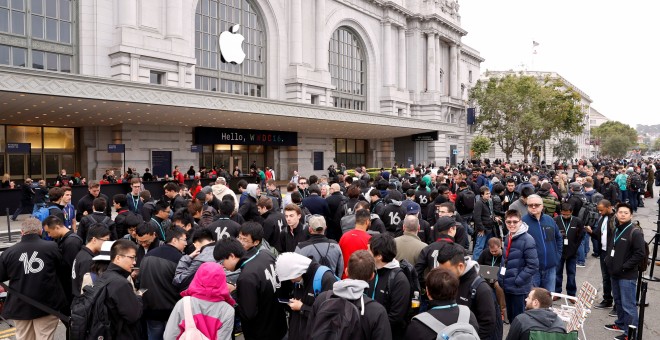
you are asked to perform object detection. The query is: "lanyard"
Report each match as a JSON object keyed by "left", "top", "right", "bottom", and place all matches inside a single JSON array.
[
  {"left": 150, "top": 218, "right": 165, "bottom": 240},
  {"left": 371, "top": 272, "right": 379, "bottom": 299},
  {"left": 492, "top": 256, "right": 499, "bottom": 267},
  {"left": 431, "top": 303, "right": 458, "bottom": 310},
  {"left": 505, "top": 236, "right": 513, "bottom": 263},
  {"left": 560, "top": 217, "right": 572, "bottom": 234},
  {"left": 240, "top": 250, "right": 260, "bottom": 269},
  {"left": 613, "top": 223, "right": 632, "bottom": 245},
  {"left": 131, "top": 195, "right": 140, "bottom": 213},
  {"left": 601, "top": 216, "right": 609, "bottom": 234}
]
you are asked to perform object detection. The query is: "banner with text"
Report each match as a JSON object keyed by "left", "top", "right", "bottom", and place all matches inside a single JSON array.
[{"left": 194, "top": 127, "right": 298, "bottom": 146}]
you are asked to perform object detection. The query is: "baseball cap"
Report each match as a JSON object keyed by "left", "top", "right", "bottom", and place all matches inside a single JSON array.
[
  {"left": 92, "top": 241, "right": 115, "bottom": 261},
  {"left": 406, "top": 203, "right": 421, "bottom": 215},
  {"left": 435, "top": 216, "right": 456, "bottom": 233}
]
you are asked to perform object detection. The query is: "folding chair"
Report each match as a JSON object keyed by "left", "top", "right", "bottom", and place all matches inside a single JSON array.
[{"left": 550, "top": 281, "right": 598, "bottom": 340}]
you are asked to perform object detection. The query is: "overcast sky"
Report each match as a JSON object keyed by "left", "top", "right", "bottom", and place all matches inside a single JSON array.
[{"left": 459, "top": 1, "right": 659, "bottom": 128}]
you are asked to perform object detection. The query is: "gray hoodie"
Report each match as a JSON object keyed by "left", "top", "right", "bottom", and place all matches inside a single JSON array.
[
  {"left": 332, "top": 279, "right": 370, "bottom": 314},
  {"left": 506, "top": 308, "right": 566, "bottom": 340},
  {"left": 246, "top": 183, "right": 259, "bottom": 200}
]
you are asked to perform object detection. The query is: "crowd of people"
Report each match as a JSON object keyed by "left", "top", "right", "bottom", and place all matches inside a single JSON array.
[{"left": 0, "top": 157, "right": 657, "bottom": 340}]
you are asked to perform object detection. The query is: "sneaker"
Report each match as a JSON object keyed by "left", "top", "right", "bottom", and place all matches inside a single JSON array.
[
  {"left": 604, "top": 324, "right": 624, "bottom": 332},
  {"left": 594, "top": 300, "right": 613, "bottom": 309},
  {"left": 608, "top": 307, "right": 617, "bottom": 317},
  {"left": 577, "top": 263, "right": 586, "bottom": 268},
  {"left": 614, "top": 334, "right": 628, "bottom": 340},
  {"left": 592, "top": 252, "right": 600, "bottom": 257}
]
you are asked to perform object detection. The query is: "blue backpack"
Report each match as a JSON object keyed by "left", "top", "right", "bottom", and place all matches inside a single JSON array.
[
  {"left": 313, "top": 265, "right": 339, "bottom": 297},
  {"left": 32, "top": 205, "right": 62, "bottom": 223}
]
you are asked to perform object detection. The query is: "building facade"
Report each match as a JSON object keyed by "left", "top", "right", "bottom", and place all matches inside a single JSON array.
[
  {"left": 480, "top": 70, "right": 594, "bottom": 163},
  {"left": 0, "top": 0, "right": 482, "bottom": 181}
]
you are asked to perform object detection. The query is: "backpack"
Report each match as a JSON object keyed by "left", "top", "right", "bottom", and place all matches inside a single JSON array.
[
  {"left": 412, "top": 305, "right": 479, "bottom": 340},
  {"left": 542, "top": 196, "right": 559, "bottom": 216},
  {"left": 69, "top": 278, "right": 116, "bottom": 340},
  {"left": 467, "top": 276, "right": 503, "bottom": 340},
  {"left": 578, "top": 201, "right": 600, "bottom": 227},
  {"left": 630, "top": 174, "right": 643, "bottom": 191},
  {"left": 340, "top": 203, "right": 356, "bottom": 234},
  {"left": 387, "top": 259, "right": 421, "bottom": 302},
  {"left": 309, "top": 295, "right": 370, "bottom": 340},
  {"left": 458, "top": 190, "right": 476, "bottom": 212},
  {"left": 633, "top": 227, "right": 650, "bottom": 272},
  {"left": 179, "top": 296, "right": 210, "bottom": 340},
  {"left": 312, "top": 265, "right": 339, "bottom": 297},
  {"left": 312, "top": 243, "right": 334, "bottom": 269},
  {"left": 32, "top": 205, "right": 62, "bottom": 223}
]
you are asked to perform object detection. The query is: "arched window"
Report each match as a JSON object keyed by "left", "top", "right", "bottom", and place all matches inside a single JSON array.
[
  {"left": 329, "top": 27, "right": 366, "bottom": 111},
  {"left": 195, "top": 0, "right": 265, "bottom": 97}
]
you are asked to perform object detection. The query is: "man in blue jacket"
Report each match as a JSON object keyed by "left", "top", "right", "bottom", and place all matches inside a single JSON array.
[{"left": 522, "top": 195, "right": 563, "bottom": 292}]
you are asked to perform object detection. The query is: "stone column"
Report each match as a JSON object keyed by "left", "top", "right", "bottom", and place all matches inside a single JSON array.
[
  {"left": 166, "top": 0, "right": 182, "bottom": 38},
  {"left": 426, "top": 33, "right": 436, "bottom": 92},
  {"left": 449, "top": 43, "right": 458, "bottom": 97},
  {"left": 398, "top": 26, "right": 406, "bottom": 90},
  {"left": 315, "top": 0, "right": 326, "bottom": 71},
  {"left": 117, "top": 0, "right": 137, "bottom": 27},
  {"left": 290, "top": 0, "right": 303, "bottom": 65},
  {"left": 383, "top": 21, "right": 393, "bottom": 86},
  {"left": 435, "top": 35, "right": 441, "bottom": 93}
]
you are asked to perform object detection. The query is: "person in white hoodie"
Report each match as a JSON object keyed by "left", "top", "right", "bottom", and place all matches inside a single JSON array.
[
  {"left": 309, "top": 250, "right": 392, "bottom": 340},
  {"left": 238, "top": 183, "right": 261, "bottom": 222},
  {"left": 211, "top": 177, "right": 237, "bottom": 210}
]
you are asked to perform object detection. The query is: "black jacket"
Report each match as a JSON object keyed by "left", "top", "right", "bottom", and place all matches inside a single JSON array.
[
  {"left": 140, "top": 244, "right": 183, "bottom": 321},
  {"left": 473, "top": 198, "right": 495, "bottom": 233},
  {"left": 567, "top": 193, "right": 586, "bottom": 217},
  {"left": 554, "top": 216, "right": 584, "bottom": 259},
  {"left": 365, "top": 263, "right": 411, "bottom": 339},
  {"left": 238, "top": 195, "right": 260, "bottom": 222},
  {"left": 101, "top": 263, "right": 143, "bottom": 340},
  {"left": 600, "top": 182, "right": 620, "bottom": 204},
  {"left": 312, "top": 290, "right": 392, "bottom": 340},
  {"left": 284, "top": 262, "right": 336, "bottom": 340},
  {"left": 207, "top": 217, "right": 241, "bottom": 240},
  {"left": 76, "top": 192, "right": 111, "bottom": 221},
  {"left": 302, "top": 194, "right": 331, "bottom": 220},
  {"left": 404, "top": 299, "right": 479, "bottom": 340},
  {"left": 114, "top": 209, "right": 140, "bottom": 239},
  {"left": 56, "top": 230, "right": 83, "bottom": 307},
  {"left": 415, "top": 238, "right": 457, "bottom": 288},
  {"left": 380, "top": 203, "right": 406, "bottom": 235},
  {"left": 326, "top": 192, "right": 347, "bottom": 240},
  {"left": 72, "top": 246, "right": 95, "bottom": 297},
  {"left": 278, "top": 223, "right": 310, "bottom": 253},
  {"left": 457, "top": 265, "right": 499, "bottom": 340},
  {"left": 137, "top": 239, "right": 164, "bottom": 267},
  {"left": 604, "top": 221, "right": 647, "bottom": 280},
  {"left": 170, "top": 194, "right": 188, "bottom": 212},
  {"left": 78, "top": 211, "right": 116, "bottom": 241},
  {"left": 261, "top": 210, "right": 285, "bottom": 248},
  {"left": 236, "top": 248, "right": 287, "bottom": 340},
  {"left": 0, "top": 234, "right": 68, "bottom": 320},
  {"left": 20, "top": 184, "right": 35, "bottom": 205},
  {"left": 125, "top": 193, "right": 143, "bottom": 215}
]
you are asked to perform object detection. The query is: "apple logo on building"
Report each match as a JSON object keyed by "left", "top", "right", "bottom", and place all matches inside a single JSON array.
[{"left": 219, "top": 24, "right": 246, "bottom": 64}]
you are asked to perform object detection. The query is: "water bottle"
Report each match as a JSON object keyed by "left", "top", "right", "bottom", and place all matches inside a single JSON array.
[{"left": 411, "top": 291, "right": 420, "bottom": 309}]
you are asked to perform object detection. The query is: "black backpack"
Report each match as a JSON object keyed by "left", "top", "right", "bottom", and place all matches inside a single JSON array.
[
  {"left": 578, "top": 201, "right": 600, "bottom": 227},
  {"left": 468, "top": 276, "right": 503, "bottom": 340},
  {"left": 458, "top": 190, "right": 476, "bottom": 212},
  {"left": 630, "top": 174, "right": 644, "bottom": 191},
  {"left": 310, "top": 295, "right": 371, "bottom": 340},
  {"left": 69, "top": 278, "right": 118, "bottom": 340},
  {"left": 387, "top": 259, "right": 421, "bottom": 302},
  {"left": 312, "top": 243, "right": 333, "bottom": 268}
]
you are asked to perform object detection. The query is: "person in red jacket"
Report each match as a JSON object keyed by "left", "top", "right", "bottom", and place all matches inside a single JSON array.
[{"left": 338, "top": 209, "right": 372, "bottom": 278}]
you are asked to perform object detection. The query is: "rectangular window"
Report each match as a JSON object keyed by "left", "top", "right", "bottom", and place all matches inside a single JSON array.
[
  {"left": 60, "top": 54, "right": 71, "bottom": 73},
  {"left": 31, "top": 14, "right": 43, "bottom": 38},
  {"left": 150, "top": 71, "right": 165, "bottom": 84},
  {"left": 313, "top": 152, "right": 324, "bottom": 171},
  {"left": 45, "top": 17, "right": 57, "bottom": 41},
  {"left": 0, "top": 8, "right": 9, "bottom": 32},
  {"left": 32, "top": 50, "right": 44, "bottom": 69},
  {"left": 46, "top": 52, "right": 57, "bottom": 71},
  {"left": 0, "top": 45, "right": 9, "bottom": 65},
  {"left": 12, "top": 10, "right": 25, "bottom": 35},
  {"left": 311, "top": 95, "right": 319, "bottom": 105},
  {"left": 12, "top": 46, "right": 26, "bottom": 67}
]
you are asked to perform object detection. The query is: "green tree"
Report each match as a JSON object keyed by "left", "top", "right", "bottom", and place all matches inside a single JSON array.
[
  {"left": 601, "top": 135, "right": 632, "bottom": 158},
  {"left": 470, "top": 73, "right": 584, "bottom": 162},
  {"left": 552, "top": 137, "right": 578, "bottom": 162},
  {"left": 591, "top": 121, "right": 637, "bottom": 157},
  {"left": 654, "top": 138, "right": 660, "bottom": 151},
  {"left": 470, "top": 135, "right": 491, "bottom": 160}
]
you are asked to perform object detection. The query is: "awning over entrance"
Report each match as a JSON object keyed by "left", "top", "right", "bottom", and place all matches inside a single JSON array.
[{"left": 0, "top": 66, "right": 453, "bottom": 139}]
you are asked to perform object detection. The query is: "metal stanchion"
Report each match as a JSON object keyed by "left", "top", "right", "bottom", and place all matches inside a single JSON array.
[
  {"left": 5, "top": 208, "right": 11, "bottom": 243},
  {"left": 643, "top": 220, "right": 660, "bottom": 282},
  {"left": 637, "top": 281, "right": 648, "bottom": 340}
]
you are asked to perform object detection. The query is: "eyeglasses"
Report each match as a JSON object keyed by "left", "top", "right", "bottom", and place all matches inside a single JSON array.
[
  {"left": 528, "top": 203, "right": 543, "bottom": 208},
  {"left": 505, "top": 220, "right": 520, "bottom": 225},
  {"left": 118, "top": 254, "right": 137, "bottom": 260},
  {"left": 299, "top": 182, "right": 307, "bottom": 185},
  {"left": 132, "top": 185, "right": 141, "bottom": 188},
  {"left": 96, "top": 237, "right": 111, "bottom": 242}
]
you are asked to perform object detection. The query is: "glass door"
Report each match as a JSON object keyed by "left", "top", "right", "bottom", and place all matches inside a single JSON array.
[{"left": 8, "top": 154, "right": 27, "bottom": 180}]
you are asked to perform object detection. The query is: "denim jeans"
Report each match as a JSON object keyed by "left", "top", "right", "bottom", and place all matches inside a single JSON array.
[
  {"left": 146, "top": 320, "right": 166, "bottom": 340},
  {"left": 472, "top": 231, "right": 492, "bottom": 260},
  {"left": 619, "top": 189, "right": 627, "bottom": 204},
  {"left": 11, "top": 203, "right": 32, "bottom": 220},
  {"left": 611, "top": 278, "right": 638, "bottom": 333},
  {"left": 599, "top": 252, "right": 613, "bottom": 301},
  {"left": 533, "top": 266, "right": 557, "bottom": 292},
  {"left": 576, "top": 233, "right": 590, "bottom": 265},
  {"left": 628, "top": 191, "right": 638, "bottom": 211},
  {"left": 505, "top": 294, "right": 527, "bottom": 322},
  {"left": 555, "top": 256, "right": 577, "bottom": 296}
]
